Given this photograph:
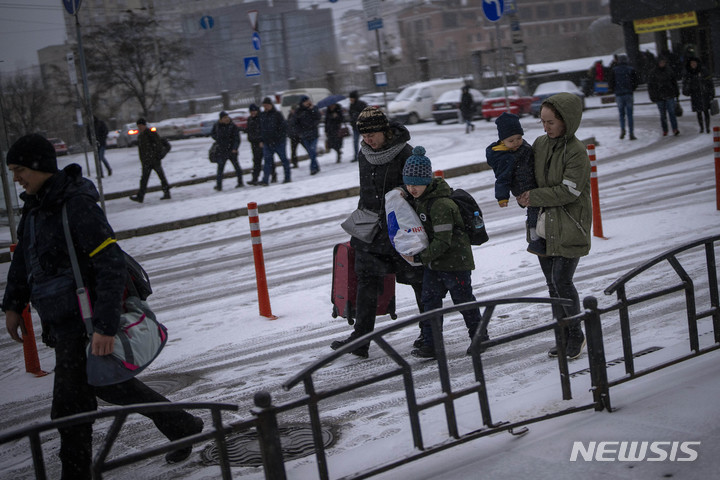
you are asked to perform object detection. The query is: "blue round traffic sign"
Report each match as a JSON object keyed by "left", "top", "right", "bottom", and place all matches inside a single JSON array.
[
  {"left": 482, "top": 0, "right": 504, "bottom": 22},
  {"left": 200, "top": 15, "right": 214, "bottom": 30},
  {"left": 62, "top": 0, "right": 82, "bottom": 15},
  {"left": 252, "top": 32, "right": 261, "bottom": 51}
]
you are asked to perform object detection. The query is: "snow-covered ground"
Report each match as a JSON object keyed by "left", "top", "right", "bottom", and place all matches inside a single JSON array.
[{"left": 1, "top": 90, "right": 719, "bottom": 479}]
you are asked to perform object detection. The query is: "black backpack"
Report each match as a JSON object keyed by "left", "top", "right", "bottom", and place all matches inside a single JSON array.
[
  {"left": 427, "top": 189, "right": 489, "bottom": 246},
  {"left": 159, "top": 137, "right": 171, "bottom": 159}
]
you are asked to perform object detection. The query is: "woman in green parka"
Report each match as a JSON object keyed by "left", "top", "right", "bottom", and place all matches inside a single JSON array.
[{"left": 516, "top": 92, "right": 591, "bottom": 360}]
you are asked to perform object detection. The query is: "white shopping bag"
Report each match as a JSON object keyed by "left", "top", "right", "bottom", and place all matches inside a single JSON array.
[{"left": 385, "top": 189, "right": 428, "bottom": 265}]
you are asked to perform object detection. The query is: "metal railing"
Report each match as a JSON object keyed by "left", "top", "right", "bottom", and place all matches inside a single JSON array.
[
  {"left": 1, "top": 234, "right": 718, "bottom": 479},
  {"left": 599, "top": 234, "right": 720, "bottom": 384}
]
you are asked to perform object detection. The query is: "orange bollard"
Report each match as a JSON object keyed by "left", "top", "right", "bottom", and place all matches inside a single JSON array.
[
  {"left": 22, "top": 307, "right": 49, "bottom": 377},
  {"left": 433, "top": 169, "right": 444, "bottom": 178},
  {"left": 9, "top": 244, "right": 49, "bottom": 377},
  {"left": 714, "top": 126, "right": 720, "bottom": 211},
  {"left": 587, "top": 144, "right": 606, "bottom": 239},
  {"left": 248, "top": 202, "right": 277, "bottom": 319}
]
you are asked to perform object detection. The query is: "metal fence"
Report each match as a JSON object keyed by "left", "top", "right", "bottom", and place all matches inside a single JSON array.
[{"left": 1, "top": 234, "right": 718, "bottom": 479}]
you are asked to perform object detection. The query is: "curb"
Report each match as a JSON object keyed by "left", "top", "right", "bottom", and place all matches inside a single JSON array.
[{"left": 0, "top": 162, "right": 490, "bottom": 264}]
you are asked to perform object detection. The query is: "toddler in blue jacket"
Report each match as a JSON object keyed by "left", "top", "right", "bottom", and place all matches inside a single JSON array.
[{"left": 486, "top": 112, "right": 545, "bottom": 256}]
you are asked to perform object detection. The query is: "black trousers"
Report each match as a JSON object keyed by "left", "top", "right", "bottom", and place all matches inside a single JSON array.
[
  {"left": 250, "top": 142, "right": 264, "bottom": 181},
  {"left": 52, "top": 336, "right": 196, "bottom": 479},
  {"left": 538, "top": 255, "right": 583, "bottom": 336},
  {"left": 216, "top": 154, "right": 243, "bottom": 188},
  {"left": 353, "top": 248, "right": 423, "bottom": 338},
  {"left": 137, "top": 161, "right": 170, "bottom": 199}
]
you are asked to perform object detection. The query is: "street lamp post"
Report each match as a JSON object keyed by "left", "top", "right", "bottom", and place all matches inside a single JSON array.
[{"left": 0, "top": 62, "right": 19, "bottom": 244}]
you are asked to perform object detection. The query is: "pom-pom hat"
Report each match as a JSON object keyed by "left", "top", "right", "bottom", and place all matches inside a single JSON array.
[
  {"left": 402, "top": 146, "right": 433, "bottom": 186},
  {"left": 356, "top": 106, "right": 389, "bottom": 134}
]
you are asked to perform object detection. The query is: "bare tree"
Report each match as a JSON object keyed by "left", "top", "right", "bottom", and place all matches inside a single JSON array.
[
  {"left": 82, "top": 12, "right": 192, "bottom": 119},
  {"left": 0, "top": 71, "right": 50, "bottom": 143}
]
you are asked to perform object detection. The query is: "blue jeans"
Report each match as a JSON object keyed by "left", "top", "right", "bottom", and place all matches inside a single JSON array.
[
  {"left": 616, "top": 94, "right": 634, "bottom": 134},
  {"left": 656, "top": 98, "right": 678, "bottom": 133},
  {"left": 300, "top": 137, "right": 319, "bottom": 173},
  {"left": 98, "top": 145, "right": 111, "bottom": 175},
  {"left": 262, "top": 141, "right": 291, "bottom": 183},
  {"left": 215, "top": 154, "right": 243, "bottom": 188},
  {"left": 419, "top": 269, "right": 481, "bottom": 349}
]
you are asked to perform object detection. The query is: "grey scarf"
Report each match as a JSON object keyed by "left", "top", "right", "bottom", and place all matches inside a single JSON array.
[{"left": 361, "top": 141, "right": 407, "bottom": 165}]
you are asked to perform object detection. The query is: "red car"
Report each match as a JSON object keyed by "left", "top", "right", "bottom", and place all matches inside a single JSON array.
[
  {"left": 481, "top": 86, "right": 534, "bottom": 121},
  {"left": 228, "top": 108, "right": 249, "bottom": 132},
  {"left": 49, "top": 138, "right": 68, "bottom": 156}
]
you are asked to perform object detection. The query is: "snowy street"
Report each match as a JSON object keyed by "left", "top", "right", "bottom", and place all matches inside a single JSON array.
[{"left": 1, "top": 93, "right": 719, "bottom": 479}]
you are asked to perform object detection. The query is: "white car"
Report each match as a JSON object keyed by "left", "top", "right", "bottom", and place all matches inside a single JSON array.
[
  {"left": 106, "top": 130, "right": 120, "bottom": 149},
  {"left": 531, "top": 81, "right": 586, "bottom": 117}
]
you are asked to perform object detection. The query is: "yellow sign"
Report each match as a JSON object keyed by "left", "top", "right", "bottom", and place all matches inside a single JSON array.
[{"left": 633, "top": 11, "right": 698, "bottom": 34}]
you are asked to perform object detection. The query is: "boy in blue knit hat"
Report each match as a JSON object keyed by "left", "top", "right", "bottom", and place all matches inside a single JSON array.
[
  {"left": 400, "top": 146, "right": 486, "bottom": 359},
  {"left": 486, "top": 112, "right": 545, "bottom": 255}
]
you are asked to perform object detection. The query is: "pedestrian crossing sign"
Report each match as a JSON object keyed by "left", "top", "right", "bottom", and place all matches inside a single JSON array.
[{"left": 244, "top": 56, "right": 261, "bottom": 77}]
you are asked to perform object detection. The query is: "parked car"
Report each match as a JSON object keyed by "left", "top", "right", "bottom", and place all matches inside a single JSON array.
[
  {"left": 279, "top": 88, "right": 331, "bottom": 118},
  {"left": 49, "top": 138, "right": 68, "bottom": 156},
  {"left": 432, "top": 88, "right": 484, "bottom": 124},
  {"left": 388, "top": 78, "right": 466, "bottom": 124},
  {"left": 480, "top": 86, "right": 534, "bottom": 121},
  {"left": 117, "top": 122, "right": 159, "bottom": 147},
  {"left": 359, "top": 91, "right": 398, "bottom": 111},
  {"left": 153, "top": 117, "right": 186, "bottom": 140},
  {"left": 106, "top": 130, "right": 120, "bottom": 149},
  {"left": 530, "top": 80, "right": 586, "bottom": 117},
  {"left": 117, "top": 123, "right": 140, "bottom": 148},
  {"left": 181, "top": 113, "right": 216, "bottom": 138}
]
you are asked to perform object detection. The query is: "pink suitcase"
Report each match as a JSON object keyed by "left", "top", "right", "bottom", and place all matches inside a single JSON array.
[{"left": 331, "top": 242, "right": 397, "bottom": 325}]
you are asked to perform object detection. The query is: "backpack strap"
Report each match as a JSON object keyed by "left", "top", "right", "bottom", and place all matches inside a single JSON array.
[{"left": 61, "top": 204, "right": 94, "bottom": 335}]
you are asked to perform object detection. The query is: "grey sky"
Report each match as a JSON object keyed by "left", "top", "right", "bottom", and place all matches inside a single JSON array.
[
  {"left": 0, "top": 0, "right": 67, "bottom": 73},
  {"left": 0, "top": 0, "right": 365, "bottom": 74}
]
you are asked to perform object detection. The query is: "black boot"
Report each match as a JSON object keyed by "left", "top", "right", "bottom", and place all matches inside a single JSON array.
[{"left": 330, "top": 333, "right": 369, "bottom": 358}]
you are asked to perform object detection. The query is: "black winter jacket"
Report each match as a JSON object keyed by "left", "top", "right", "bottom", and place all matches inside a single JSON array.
[
  {"left": 211, "top": 121, "right": 241, "bottom": 160},
  {"left": 648, "top": 64, "right": 679, "bottom": 102},
  {"left": 2, "top": 164, "right": 126, "bottom": 340},
  {"left": 351, "top": 122, "right": 412, "bottom": 256},
  {"left": 349, "top": 99, "right": 368, "bottom": 128},
  {"left": 259, "top": 107, "right": 287, "bottom": 145},
  {"left": 246, "top": 114, "right": 262, "bottom": 144},
  {"left": 294, "top": 104, "right": 321, "bottom": 141}
]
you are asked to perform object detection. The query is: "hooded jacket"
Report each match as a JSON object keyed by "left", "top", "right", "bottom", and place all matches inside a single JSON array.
[
  {"left": 530, "top": 93, "right": 592, "bottom": 258},
  {"left": 2, "top": 164, "right": 126, "bottom": 340},
  {"left": 413, "top": 177, "right": 474, "bottom": 271}
]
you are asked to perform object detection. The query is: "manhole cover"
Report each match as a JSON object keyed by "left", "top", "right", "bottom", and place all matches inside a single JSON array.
[{"left": 201, "top": 425, "right": 335, "bottom": 467}]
